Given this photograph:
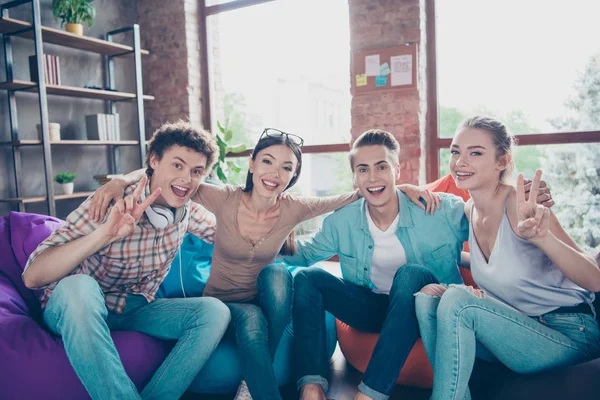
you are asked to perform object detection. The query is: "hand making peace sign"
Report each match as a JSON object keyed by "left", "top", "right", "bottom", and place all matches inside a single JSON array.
[
  {"left": 103, "top": 176, "right": 162, "bottom": 241},
  {"left": 516, "top": 169, "right": 550, "bottom": 242}
]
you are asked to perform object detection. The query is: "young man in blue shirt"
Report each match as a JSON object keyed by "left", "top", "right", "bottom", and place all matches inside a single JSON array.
[{"left": 287, "top": 129, "right": 550, "bottom": 400}]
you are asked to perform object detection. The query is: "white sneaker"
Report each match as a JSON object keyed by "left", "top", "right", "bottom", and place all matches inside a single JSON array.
[{"left": 233, "top": 380, "right": 253, "bottom": 400}]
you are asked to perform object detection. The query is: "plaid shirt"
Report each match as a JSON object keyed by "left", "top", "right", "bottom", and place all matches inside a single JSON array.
[{"left": 23, "top": 182, "right": 216, "bottom": 313}]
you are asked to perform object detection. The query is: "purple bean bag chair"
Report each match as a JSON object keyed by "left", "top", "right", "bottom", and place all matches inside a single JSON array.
[
  {"left": 0, "top": 212, "right": 172, "bottom": 400},
  {"left": 0, "top": 212, "right": 339, "bottom": 399}
]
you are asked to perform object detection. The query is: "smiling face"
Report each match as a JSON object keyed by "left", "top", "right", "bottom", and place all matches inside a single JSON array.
[
  {"left": 249, "top": 144, "right": 299, "bottom": 199},
  {"left": 352, "top": 145, "right": 401, "bottom": 209},
  {"left": 149, "top": 145, "right": 207, "bottom": 208},
  {"left": 449, "top": 128, "right": 510, "bottom": 190}
]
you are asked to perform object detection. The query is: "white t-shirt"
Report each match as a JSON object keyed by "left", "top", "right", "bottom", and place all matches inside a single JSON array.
[{"left": 366, "top": 207, "right": 407, "bottom": 294}]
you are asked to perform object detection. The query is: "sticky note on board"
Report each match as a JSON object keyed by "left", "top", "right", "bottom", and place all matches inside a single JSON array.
[
  {"left": 380, "top": 62, "right": 391, "bottom": 76},
  {"left": 375, "top": 75, "right": 387, "bottom": 87},
  {"left": 356, "top": 74, "right": 367, "bottom": 87}
]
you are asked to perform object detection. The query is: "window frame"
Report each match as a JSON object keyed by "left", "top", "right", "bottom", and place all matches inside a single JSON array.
[{"left": 424, "top": 0, "right": 600, "bottom": 183}]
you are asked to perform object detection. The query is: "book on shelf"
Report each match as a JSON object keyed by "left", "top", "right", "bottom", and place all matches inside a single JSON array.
[
  {"left": 106, "top": 113, "right": 113, "bottom": 141},
  {"left": 53, "top": 55, "right": 61, "bottom": 85},
  {"left": 113, "top": 114, "right": 120, "bottom": 141},
  {"left": 28, "top": 54, "right": 61, "bottom": 85},
  {"left": 44, "top": 55, "right": 51, "bottom": 83},
  {"left": 86, "top": 114, "right": 104, "bottom": 140},
  {"left": 86, "top": 113, "right": 120, "bottom": 141}
]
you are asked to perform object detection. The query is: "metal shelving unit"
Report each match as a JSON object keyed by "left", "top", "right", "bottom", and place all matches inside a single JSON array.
[{"left": 0, "top": 0, "right": 152, "bottom": 215}]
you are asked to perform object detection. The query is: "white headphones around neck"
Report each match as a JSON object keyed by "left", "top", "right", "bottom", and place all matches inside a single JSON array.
[
  {"left": 140, "top": 182, "right": 189, "bottom": 298},
  {"left": 141, "top": 183, "right": 189, "bottom": 229}
]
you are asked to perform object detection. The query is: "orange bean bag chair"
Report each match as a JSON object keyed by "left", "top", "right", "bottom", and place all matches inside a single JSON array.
[
  {"left": 336, "top": 175, "right": 474, "bottom": 389},
  {"left": 336, "top": 321, "right": 434, "bottom": 388}
]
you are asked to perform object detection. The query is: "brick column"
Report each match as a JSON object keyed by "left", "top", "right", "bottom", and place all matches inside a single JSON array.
[
  {"left": 349, "top": 0, "right": 424, "bottom": 184},
  {"left": 138, "top": 0, "right": 204, "bottom": 136}
]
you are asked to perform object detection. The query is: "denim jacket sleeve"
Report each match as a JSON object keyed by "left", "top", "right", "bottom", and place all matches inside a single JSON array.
[
  {"left": 283, "top": 213, "right": 340, "bottom": 267},
  {"left": 442, "top": 194, "right": 469, "bottom": 243}
]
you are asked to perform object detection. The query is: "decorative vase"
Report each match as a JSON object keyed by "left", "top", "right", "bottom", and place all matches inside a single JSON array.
[
  {"left": 37, "top": 123, "right": 61, "bottom": 141},
  {"left": 62, "top": 182, "right": 74, "bottom": 195},
  {"left": 65, "top": 23, "right": 83, "bottom": 36}
]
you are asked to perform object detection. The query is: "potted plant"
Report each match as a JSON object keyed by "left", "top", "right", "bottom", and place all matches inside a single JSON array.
[
  {"left": 52, "top": 0, "right": 96, "bottom": 36},
  {"left": 54, "top": 172, "right": 78, "bottom": 195}
]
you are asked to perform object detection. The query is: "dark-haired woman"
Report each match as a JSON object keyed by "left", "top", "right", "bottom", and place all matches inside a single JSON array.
[{"left": 90, "top": 128, "right": 437, "bottom": 400}]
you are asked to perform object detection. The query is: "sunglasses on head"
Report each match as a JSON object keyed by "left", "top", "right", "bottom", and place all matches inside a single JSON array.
[{"left": 260, "top": 128, "right": 304, "bottom": 148}]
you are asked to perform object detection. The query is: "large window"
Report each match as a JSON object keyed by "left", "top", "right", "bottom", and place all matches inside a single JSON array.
[
  {"left": 205, "top": 0, "right": 351, "bottom": 149},
  {"left": 436, "top": 0, "right": 600, "bottom": 138},
  {"left": 429, "top": 0, "right": 600, "bottom": 253}
]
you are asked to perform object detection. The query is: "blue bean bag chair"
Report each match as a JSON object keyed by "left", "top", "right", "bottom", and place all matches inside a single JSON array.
[{"left": 157, "top": 233, "right": 338, "bottom": 394}]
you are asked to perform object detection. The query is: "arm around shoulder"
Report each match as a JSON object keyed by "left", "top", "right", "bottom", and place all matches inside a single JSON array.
[
  {"left": 187, "top": 202, "right": 217, "bottom": 243},
  {"left": 88, "top": 168, "right": 145, "bottom": 222},
  {"left": 294, "top": 190, "right": 360, "bottom": 223},
  {"left": 283, "top": 212, "right": 341, "bottom": 267},
  {"left": 191, "top": 182, "right": 233, "bottom": 214}
]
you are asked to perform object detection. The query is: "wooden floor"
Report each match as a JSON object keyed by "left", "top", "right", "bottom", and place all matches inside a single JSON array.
[{"left": 182, "top": 345, "right": 432, "bottom": 400}]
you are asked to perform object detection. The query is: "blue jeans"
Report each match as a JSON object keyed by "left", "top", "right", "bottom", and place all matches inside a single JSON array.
[
  {"left": 225, "top": 263, "right": 293, "bottom": 400},
  {"left": 293, "top": 264, "right": 438, "bottom": 400},
  {"left": 43, "top": 274, "right": 230, "bottom": 400},
  {"left": 415, "top": 285, "right": 600, "bottom": 400}
]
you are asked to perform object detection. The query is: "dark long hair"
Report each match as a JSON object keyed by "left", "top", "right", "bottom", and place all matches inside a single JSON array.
[{"left": 243, "top": 134, "right": 303, "bottom": 256}]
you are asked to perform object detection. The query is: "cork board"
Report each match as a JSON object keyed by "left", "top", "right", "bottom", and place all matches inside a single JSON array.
[{"left": 351, "top": 44, "right": 418, "bottom": 95}]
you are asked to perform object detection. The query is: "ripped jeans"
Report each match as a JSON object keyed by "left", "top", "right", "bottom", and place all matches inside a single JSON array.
[{"left": 415, "top": 284, "right": 600, "bottom": 400}]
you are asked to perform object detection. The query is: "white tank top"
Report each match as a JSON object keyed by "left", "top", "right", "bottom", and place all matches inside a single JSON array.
[{"left": 469, "top": 204, "right": 594, "bottom": 316}]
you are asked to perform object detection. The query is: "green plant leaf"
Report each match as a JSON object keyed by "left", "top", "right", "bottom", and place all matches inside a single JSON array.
[
  {"left": 226, "top": 161, "right": 242, "bottom": 173},
  {"left": 54, "top": 171, "right": 78, "bottom": 184},
  {"left": 52, "top": 0, "right": 95, "bottom": 27},
  {"left": 228, "top": 144, "right": 247, "bottom": 153},
  {"left": 216, "top": 137, "right": 227, "bottom": 162},
  {"left": 217, "top": 120, "right": 226, "bottom": 134},
  {"left": 224, "top": 127, "right": 233, "bottom": 142},
  {"left": 216, "top": 166, "right": 227, "bottom": 183}
]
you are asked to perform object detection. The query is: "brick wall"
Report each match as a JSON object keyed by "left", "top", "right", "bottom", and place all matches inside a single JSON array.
[
  {"left": 137, "top": 0, "right": 204, "bottom": 136},
  {"left": 349, "top": 0, "right": 424, "bottom": 184}
]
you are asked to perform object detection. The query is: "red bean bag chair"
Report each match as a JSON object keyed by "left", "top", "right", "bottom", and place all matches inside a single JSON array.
[
  {"left": 336, "top": 321, "right": 433, "bottom": 388},
  {"left": 336, "top": 175, "right": 474, "bottom": 389}
]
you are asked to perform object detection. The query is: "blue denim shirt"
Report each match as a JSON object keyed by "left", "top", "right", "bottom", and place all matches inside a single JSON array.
[{"left": 284, "top": 189, "right": 469, "bottom": 288}]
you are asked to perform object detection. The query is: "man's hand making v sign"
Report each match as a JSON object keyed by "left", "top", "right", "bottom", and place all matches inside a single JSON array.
[{"left": 100, "top": 176, "right": 162, "bottom": 242}]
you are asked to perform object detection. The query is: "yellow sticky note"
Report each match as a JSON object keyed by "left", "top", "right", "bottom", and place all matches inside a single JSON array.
[{"left": 356, "top": 74, "right": 367, "bottom": 87}]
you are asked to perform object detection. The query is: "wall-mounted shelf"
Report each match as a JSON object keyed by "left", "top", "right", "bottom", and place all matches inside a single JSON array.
[
  {"left": 0, "top": 191, "right": 94, "bottom": 204},
  {"left": 0, "top": 16, "right": 149, "bottom": 57},
  {"left": 0, "top": 139, "right": 140, "bottom": 146},
  {"left": 0, "top": 80, "right": 154, "bottom": 101},
  {"left": 0, "top": 1, "right": 149, "bottom": 217}
]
